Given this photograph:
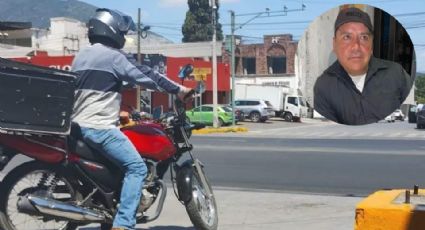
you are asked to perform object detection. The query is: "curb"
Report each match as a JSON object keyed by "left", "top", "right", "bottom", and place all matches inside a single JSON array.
[
  {"left": 355, "top": 189, "right": 425, "bottom": 230},
  {"left": 192, "top": 126, "right": 248, "bottom": 134}
]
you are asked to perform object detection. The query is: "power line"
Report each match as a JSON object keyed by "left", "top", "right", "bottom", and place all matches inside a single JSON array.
[
  {"left": 150, "top": 25, "right": 181, "bottom": 31},
  {"left": 394, "top": 11, "right": 425, "bottom": 17},
  {"left": 239, "top": 35, "right": 264, "bottom": 39},
  {"left": 234, "top": 25, "right": 307, "bottom": 33},
  {"left": 406, "top": 25, "right": 425, "bottom": 29},
  {"left": 146, "top": 20, "right": 311, "bottom": 30},
  {"left": 222, "top": 20, "right": 311, "bottom": 27}
]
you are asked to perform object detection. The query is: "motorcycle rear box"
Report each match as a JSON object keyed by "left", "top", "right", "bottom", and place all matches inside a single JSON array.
[{"left": 0, "top": 58, "right": 77, "bottom": 135}]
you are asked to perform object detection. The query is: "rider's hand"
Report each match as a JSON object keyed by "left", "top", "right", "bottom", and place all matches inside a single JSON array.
[
  {"left": 119, "top": 111, "right": 130, "bottom": 125},
  {"left": 177, "top": 86, "right": 194, "bottom": 102}
]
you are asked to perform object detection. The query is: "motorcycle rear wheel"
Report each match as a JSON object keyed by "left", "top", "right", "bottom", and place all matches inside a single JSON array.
[
  {"left": 0, "top": 161, "right": 80, "bottom": 230},
  {"left": 184, "top": 168, "right": 218, "bottom": 230}
]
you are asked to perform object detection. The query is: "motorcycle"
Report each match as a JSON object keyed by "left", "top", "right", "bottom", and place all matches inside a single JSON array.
[{"left": 0, "top": 66, "right": 218, "bottom": 230}]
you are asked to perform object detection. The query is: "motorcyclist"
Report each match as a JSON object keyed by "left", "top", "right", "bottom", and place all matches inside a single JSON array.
[{"left": 71, "top": 8, "right": 191, "bottom": 230}]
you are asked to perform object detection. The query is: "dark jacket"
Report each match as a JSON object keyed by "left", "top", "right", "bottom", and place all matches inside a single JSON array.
[{"left": 314, "top": 57, "right": 412, "bottom": 125}]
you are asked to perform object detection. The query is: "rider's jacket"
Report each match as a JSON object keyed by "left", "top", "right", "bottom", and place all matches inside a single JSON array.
[{"left": 71, "top": 43, "right": 181, "bottom": 129}]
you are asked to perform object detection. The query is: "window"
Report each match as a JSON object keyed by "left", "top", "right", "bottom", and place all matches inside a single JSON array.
[
  {"left": 235, "top": 100, "right": 247, "bottom": 106},
  {"left": 235, "top": 57, "right": 241, "bottom": 73},
  {"left": 247, "top": 101, "right": 260, "bottom": 106},
  {"left": 222, "top": 106, "right": 232, "bottom": 112},
  {"left": 299, "top": 97, "right": 306, "bottom": 107},
  {"left": 201, "top": 106, "right": 213, "bottom": 112},
  {"left": 242, "top": 57, "right": 256, "bottom": 74},
  {"left": 267, "top": 56, "right": 286, "bottom": 74},
  {"left": 265, "top": 101, "right": 273, "bottom": 107},
  {"left": 287, "top": 97, "right": 298, "bottom": 106}
]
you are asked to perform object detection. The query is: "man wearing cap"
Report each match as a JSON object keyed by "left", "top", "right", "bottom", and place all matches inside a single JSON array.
[{"left": 313, "top": 7, "right": 412, "bottom": 125}]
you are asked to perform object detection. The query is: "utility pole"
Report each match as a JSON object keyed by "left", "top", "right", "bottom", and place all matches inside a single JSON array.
[
  {"left": 230, "top": 10, "right": 236, "bottom": 126},
  {"left": 137, "top": 8, "right": 142, "bottom": 64},
  {"left": 229, "top": 11, "right": 268, "bottom": 126},
  {"left": 136, "top": 8, "right": 142, "bottom": 112},
  {"left": 211, "top": 0, "right": 219, "bottom": 128},
  {"left": 228, "top": 4, "right": 305, "bottom": 126}
]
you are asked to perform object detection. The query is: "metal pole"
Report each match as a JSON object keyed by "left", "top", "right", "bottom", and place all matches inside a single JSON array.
[
  {"left": 137, "top": 8, "right": 142, "bottom": 64},
  {"left": 136, "top": 8, "right": 142, "bottom": 112},
  {"left": 212, "top": 0, "right": 219, "bottom": 128},
  {"left": 230, "top": 10, "right": 236, "bottom": 126}
]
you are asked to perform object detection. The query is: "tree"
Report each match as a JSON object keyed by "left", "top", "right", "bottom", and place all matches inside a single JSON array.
[
  {"left": 415, "top": 74, "right": 425, "bottom": 104},
  {"left": 182, "top": 0, "right": 223, "bottom": 42}
]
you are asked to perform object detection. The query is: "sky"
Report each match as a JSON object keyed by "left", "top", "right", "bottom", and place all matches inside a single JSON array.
[{"left": 80, "top": 0, "right": 425, "bottom": 72}]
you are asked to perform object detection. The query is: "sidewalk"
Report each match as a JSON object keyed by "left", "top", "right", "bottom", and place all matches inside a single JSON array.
[
  {"left": 78, "top": 188, "right": 362, "bottom": 230},
  {"left": 142, "top": 188, "right": 361, "bottom": 230},
  {"left": 191, "top": 117, "right": 332, "bottom": 135}
]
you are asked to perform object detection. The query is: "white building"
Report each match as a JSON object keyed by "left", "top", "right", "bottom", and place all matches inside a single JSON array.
[
  {"left": 32, "top": 17, "right": 88, "bottom": 54},
  {"left": 0, "top": 16, "right": 223, "bottom": 60}
]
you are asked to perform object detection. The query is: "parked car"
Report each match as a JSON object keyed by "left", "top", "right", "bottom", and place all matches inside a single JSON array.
[
  {"left": 186, "top": 104, "right": 234, "bottom": 126},
  {"left": 235, "top": 109, "right": 245, "bottom": 122},
  {"left": 416, "top": 106, "right": 425, "bottom": 129},
  {"left": 223, "top": 105, "right": 244, "bottom": 122},
  {"left": 234, "top": 99, "right": 275, "bottom": 122},
  {"left": 392, "top": 109, "right": 404, "bottom": 121},
  {"left": 408, "top": 105, "right": 417, "bottom": 123},
  {"left": 385, "top": 113, "right": 395, "bottom": 122}
]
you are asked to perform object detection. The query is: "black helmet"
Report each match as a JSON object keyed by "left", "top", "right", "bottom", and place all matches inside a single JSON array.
[{"left": 88, "top": 8, "right": 135, "bottom": 49}]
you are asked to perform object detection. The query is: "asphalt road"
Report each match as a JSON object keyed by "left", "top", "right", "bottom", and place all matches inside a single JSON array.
[{"left": 191, "top": 135, "right": 425, "bottom": 197}]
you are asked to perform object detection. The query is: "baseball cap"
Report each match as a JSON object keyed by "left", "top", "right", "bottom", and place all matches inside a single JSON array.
[{"left": 334, "top": 7, "right": 373, "bottom": 33}]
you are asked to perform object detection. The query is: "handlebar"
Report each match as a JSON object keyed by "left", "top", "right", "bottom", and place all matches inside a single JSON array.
[
  {"left": 191, "top": 123, "right": 206, "bottom": 130},
  {"left": 183, "top": 89, "right": 196, "bottom": 102}
]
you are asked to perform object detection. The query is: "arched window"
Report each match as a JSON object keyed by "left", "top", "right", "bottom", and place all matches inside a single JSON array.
[{"left": 267, "top": 45, "right": 286, "bottom": 74}]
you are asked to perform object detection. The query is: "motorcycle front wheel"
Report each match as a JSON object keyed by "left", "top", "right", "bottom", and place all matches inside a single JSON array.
[
  {"left": 0, "top": 161, "right": 80, "bottom": 230},
  {"left": 184, "top": 167, "right": 218, "bottom": 230}
]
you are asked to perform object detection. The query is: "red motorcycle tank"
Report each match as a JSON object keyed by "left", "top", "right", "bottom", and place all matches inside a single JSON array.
[{"left": 121, "top": 121, "right": 176, "bottom": 161}]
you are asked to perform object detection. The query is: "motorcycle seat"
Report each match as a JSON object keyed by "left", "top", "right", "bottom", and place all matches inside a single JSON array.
[{"left": 68, "top": 123, "right": 114, "bottom": 167}]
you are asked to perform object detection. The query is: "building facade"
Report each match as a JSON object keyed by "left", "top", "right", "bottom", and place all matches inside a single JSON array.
[{"left": 223, "top": 34, "right": 297, "bottom": 76}]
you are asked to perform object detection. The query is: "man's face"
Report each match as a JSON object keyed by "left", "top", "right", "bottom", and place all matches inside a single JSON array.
[{"left": 333, "top": 22, "right": 373, "bottom": 76}]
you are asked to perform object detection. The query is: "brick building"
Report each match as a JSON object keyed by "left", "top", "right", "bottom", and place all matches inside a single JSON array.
[{"left": 223, "top": 34, "right": 297, "bottom": 76}]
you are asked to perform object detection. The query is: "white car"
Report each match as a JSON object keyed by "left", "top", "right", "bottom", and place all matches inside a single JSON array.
[
  {"left": 385, "top": 113, "right": 395, "bottom": 122},
  {"left": 392, "top": 109, "right": 404, "bottom": 121}
]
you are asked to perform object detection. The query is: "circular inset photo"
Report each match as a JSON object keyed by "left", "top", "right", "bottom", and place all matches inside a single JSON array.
[{"left": 295, "top": 4, "right": 415, "bottom": 125}]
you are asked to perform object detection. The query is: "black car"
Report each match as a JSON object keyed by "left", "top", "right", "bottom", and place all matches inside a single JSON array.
[
  {"left": 408, "top": 104, "right": 417, "bottom": 123},
  {"left": 417, "top": 106, "right": 425, "bottom": 129}
]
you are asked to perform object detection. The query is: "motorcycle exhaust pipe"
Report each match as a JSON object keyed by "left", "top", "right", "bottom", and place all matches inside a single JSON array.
[{"left": 17, "top": 195, "right": 106, "bottom": 222}]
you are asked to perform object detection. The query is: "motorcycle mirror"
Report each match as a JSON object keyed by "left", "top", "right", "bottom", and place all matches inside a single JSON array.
[
  {"left": 178, "top": 64, "right": 194, "bottom": 80},
  {"left": 196, "top": 81, "right": 206, "bottom": 94}
]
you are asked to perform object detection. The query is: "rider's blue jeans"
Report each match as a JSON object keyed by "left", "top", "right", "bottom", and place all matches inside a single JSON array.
[{"left": 80, "top": 127, "right": 147, "bottom": 229}]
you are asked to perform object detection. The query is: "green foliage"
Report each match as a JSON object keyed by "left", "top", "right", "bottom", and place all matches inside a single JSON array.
[
  {"left": 182, "top": 0, "right": 224, "bottom": 42},
  {"left": 415, "top": 74, "right": 425, "bottom": 104}
]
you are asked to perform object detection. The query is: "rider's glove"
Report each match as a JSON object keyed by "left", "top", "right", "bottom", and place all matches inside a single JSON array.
[{"left": 177, "top": 86, "right": 193, "bottom": 102}]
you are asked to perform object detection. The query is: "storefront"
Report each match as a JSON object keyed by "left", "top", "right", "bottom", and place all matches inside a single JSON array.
[{"left": 11, "top": 52, "right": 231, "bottom": 113}]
